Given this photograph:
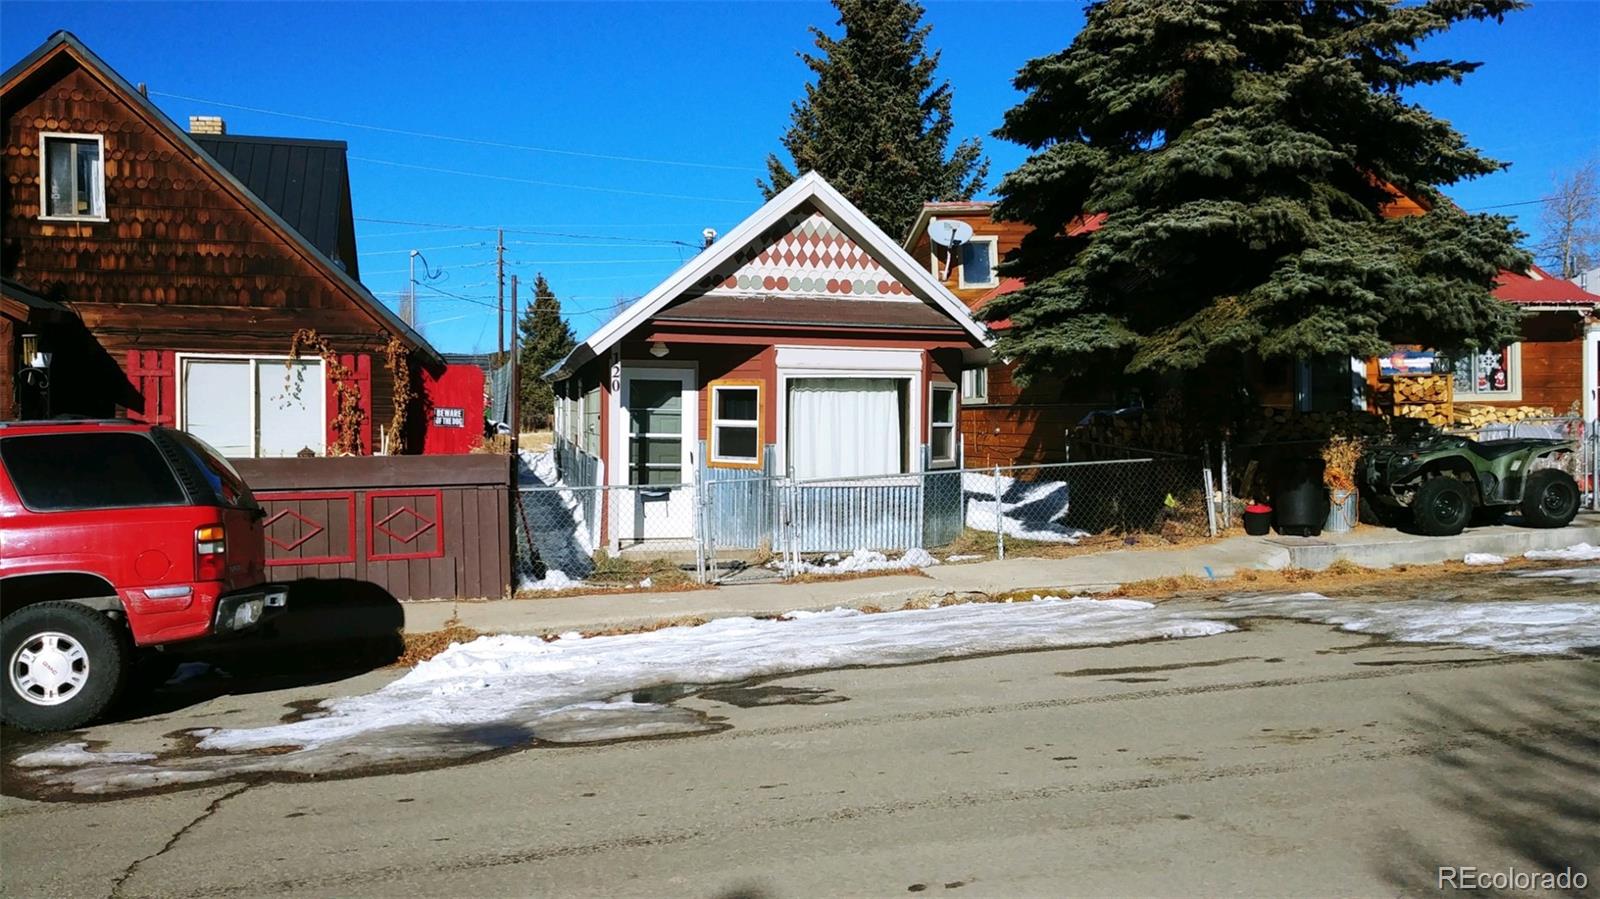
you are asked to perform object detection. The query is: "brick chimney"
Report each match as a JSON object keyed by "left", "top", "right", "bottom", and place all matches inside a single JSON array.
[{"left": 188, "top": 115, "right": 226, "bottom": 135}]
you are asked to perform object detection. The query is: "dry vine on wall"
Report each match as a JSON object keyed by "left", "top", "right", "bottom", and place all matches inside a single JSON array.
[
  {"left": 286, "top": 328, "right": 364, "bottom": 456},
  {"left": 385, "top": 335, "right": 412, "bottom": 453}
]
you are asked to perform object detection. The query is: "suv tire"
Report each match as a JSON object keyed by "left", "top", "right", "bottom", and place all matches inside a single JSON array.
[
  {"left": 1413, "top": 476, "right": 1472, "bottom": 537},
  {"left": 2, "top": 602, "right": 130, "bottom": 732},
  {"left": 1520, "top": 469, "right": 1580, "bottom": 529}
]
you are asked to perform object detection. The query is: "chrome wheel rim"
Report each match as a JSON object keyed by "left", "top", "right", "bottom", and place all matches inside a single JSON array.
[{"left": 9, "top": 631, "right": 90, "bottom": 707}]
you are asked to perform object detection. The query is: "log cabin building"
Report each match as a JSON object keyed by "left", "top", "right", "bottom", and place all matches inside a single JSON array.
[
  {"left": 903, "top": 199, "right": 1600, "bottom": 466},
  {"left": 1, "top": 31, "right": 457, "bottom": 455}
]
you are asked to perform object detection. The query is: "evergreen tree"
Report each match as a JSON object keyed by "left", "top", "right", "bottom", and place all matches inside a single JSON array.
[
  {"left": 986, "top": 0, "right": 1530, "bottom": 394},
  {"left": 517, "top": 274, "right": 576, "bottom": 431},
  {"left": 760, "top": 0, "right": 989, "bottom": 237}
]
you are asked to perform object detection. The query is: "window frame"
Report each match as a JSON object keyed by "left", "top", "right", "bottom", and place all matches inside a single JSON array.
[
  {"left": 708, "top": 378, "right": 764, "bottom": 469},
  {"left": 38, "top": 132, "right": 108, "bottom": 223},
  {"left": 1449, "top": 343, "right": 1523, "bottom": 402},
  {"left": 957, "top": 236, "right": 1000, "bottom": 290},
  {"left": 928, "top": 381, "right": 959, "bottom": 468},
  {"left": 961, "top": 366, "right": 989, "bottom": 404},
  {"left": 174, "top": 352, "right": 328, "bottom": 458}
]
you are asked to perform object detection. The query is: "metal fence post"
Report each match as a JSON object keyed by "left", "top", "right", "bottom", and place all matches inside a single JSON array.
[
  {"left": 1218, "top": 439, "right": 1230, "bottom": 534},
  {"left": 1202, "top": 444, "right": 1218, "bottom": 538},
  {"left": 993, "top": 464, "right": 1005, "bottom": 560}
]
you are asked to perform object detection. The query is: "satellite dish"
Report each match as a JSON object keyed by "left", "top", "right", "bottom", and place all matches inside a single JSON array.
[{"left": 927, "top": 219, "right": 974, "bottom": 248}]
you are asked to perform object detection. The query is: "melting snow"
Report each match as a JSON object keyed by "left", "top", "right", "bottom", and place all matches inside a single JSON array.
[
  {"left": 15, "top": 598, "right": 1232, "bottom": 795},
  {"left": 1218, "top": 593, "right": 1600, "bottom": 656},
  {"left": 773, "top": 547, "right": 940, "bottom": 574},
  {"left": 1463, "top": 553, "right": 1506, "bottom": 566},
  {"left": 1525, "top": 543, "right": 1600, "bottom": 562},
  {"left": 962, "top": 471, "right": 1090, "bottom": 543},
  {"left": 1517, "top": 566, "right": 1600, "bottom": 586},
  {"left": 13, "top": 743, "right": 155, "bottom": 767},
  {"left": 520, "top": 569, "right": 581, "bottom": 592}
]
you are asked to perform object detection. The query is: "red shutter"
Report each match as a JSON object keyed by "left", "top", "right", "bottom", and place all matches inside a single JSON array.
[
  {"left": 124, "top": 350, "right": 176, "bottom": 425},
  {"left": 325, "top": 353, "right": 374, "bottom": 455}
]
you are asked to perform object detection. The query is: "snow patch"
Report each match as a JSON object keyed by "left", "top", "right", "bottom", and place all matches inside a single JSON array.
[
  {"left": 1524, "top": 543, "right": 1600, "bottom": 562},
  {"left": 946, "top": 554, "right": 986, "bottom": 562},
  {"left": 519, "top": 569, "right": 581, "bottom": 592},
  {"left": 1463, "top": 553, "right": 1506, "bottom": 566},
  {"left": 1516, "top": 566, "right": 1600, "bottom": 586},
  {"left": 14, "top": 742, "right": 156, "bottom": 767},
  {"left": 772, "top": 547, "right": 940, "bottom": 575},
  {"left": 19, "top": 598, "right": 1234, "bottom": 795},
  {"left": 1217, "top": 593, "right": 1600, "bottom": 656},
  {"left": 516, "top": 449, "right": 597, "bottom": 581}
]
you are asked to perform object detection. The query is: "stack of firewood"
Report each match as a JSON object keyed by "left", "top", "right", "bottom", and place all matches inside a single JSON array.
[
  {"left": 1452, "top": 404, "right": 1555, "bottom": 428},
  {"left": 1375, "top": 374, "right": 1453, "bottom": 426}
]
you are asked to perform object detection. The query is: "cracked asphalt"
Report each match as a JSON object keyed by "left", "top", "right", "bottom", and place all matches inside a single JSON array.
[{"left": 2, "top": 607, "right": 1597, "bottom": 897}]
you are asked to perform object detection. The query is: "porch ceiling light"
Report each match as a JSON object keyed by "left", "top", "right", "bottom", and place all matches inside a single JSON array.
[{"left": 650, "top": 341, "right": 669, "bottom": 358}]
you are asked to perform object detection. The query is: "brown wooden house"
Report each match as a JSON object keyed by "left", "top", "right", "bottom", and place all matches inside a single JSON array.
[
  {"left": 1, "top": 31, "right": 448, "bottom": 454},
  {"left": 903, "top": 198, "right": 1600, "bottom": 466}
]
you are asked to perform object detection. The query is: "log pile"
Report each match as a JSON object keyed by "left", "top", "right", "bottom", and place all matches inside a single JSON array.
[
  {"left": 1452, "top": 404, "right": 1555, "bottom": 428},
  {"left": 1375, "top": 374, "right": 1453, "bottom": 427}
]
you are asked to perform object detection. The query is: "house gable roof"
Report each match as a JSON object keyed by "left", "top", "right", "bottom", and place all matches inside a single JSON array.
[
  {"left": 1492, "top": 264, "right": 1600, "bottom": 308},
  {"left": 194, "top": 134, "right": 361, "bottom": 278},
  {"left": 552, "top": 172, "right": 991, "bottom": 379},
  {"left": 1, "top": 31, "right": 440, "bottom": 366}
]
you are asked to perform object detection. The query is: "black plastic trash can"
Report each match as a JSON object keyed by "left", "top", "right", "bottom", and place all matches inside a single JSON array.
[{"left": 1274, "top": 458, "right": 1329, "bottom": 537}]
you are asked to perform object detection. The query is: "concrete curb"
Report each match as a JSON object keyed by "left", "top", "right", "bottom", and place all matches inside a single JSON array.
[{"left": 402, "top": 516, "right": 1599, "bottom": 636}]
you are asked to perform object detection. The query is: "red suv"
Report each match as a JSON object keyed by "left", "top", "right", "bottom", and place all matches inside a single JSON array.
[{"left": 0, "top": 420, "right": 286, "bottom": 731}]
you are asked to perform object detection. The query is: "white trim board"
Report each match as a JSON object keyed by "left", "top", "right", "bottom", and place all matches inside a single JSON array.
[{"left": 562, "top": 172, "right": 993, "bottom": 375}]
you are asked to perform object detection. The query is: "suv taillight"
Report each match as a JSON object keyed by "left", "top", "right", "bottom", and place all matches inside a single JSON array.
[{"left": 196, "top": 524, "right": 227, "bottom": 580}]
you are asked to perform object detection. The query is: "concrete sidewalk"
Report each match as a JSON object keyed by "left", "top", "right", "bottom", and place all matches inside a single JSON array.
[{"left": 404, "top": 515, "right": 1600, "bottom": 636}]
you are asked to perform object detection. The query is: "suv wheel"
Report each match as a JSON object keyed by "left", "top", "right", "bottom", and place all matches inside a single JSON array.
[
  {"left": 1520, "top": 469, "right": 1580, "bottom": 529},
  {"left": 1413, "top": 477, "right": 1472, "bottom": 537},
  {"left": 2, "top": 602, "right": 130, "bottom": 732}
]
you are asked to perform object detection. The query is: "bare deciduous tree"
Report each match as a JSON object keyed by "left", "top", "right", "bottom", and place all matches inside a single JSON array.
[{"left": 1534, "top": 159, "right": 1600, "bottom": 279}]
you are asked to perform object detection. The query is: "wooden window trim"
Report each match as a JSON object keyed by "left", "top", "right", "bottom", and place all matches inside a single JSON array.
[
  {"left": 961, "top": 366, "right": 988, "bottom": 404},
  {"left": 708, "top": 378, "right": 764, "bottom": 470},
  {"left": 929, "top": 381, "right": 958, "bottom": 468},
  {"left": 38, "top": 132, "right": 109, "bottom": 223}
]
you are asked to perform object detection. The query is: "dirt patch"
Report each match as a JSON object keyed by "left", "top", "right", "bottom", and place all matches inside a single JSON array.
[{"left": 395, "top": 615, "right": 482, "bottom": 667}]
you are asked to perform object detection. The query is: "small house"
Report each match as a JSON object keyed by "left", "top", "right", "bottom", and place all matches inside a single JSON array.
[{"left": 547, "top": 172, "right": 992, "bottom": 550}]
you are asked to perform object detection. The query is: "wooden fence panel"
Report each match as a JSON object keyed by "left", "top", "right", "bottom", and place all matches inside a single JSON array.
[{"left": 236, "top": 455, "right": 512, "bottom": 600}]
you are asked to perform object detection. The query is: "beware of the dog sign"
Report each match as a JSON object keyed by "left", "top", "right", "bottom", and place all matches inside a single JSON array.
[{"left": 433, "top": 407, "right": 465, "bottom": 428}]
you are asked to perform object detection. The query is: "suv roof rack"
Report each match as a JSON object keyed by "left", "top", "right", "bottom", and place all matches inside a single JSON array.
[{"left": 0, "top": 418, "right": 151, "bottom": 429}]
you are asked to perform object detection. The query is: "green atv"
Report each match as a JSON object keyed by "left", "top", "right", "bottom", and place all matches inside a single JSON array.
[{"left": 1362, "top": 435, "right": 1582, "bottom": 537}]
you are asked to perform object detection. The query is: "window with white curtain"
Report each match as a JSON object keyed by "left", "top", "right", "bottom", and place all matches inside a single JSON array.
[
  {"left": 929, "top": 383, "right": 957, "bottom": 466},
  {"left": 41, "top": 134, "right": 105, "bottom": 220},
  {"left": 787, "top": 378, "right": 905, "bottom": 480},
  {"left": 180, "top": 356, "right": 325, "bottom": 458},
  {"left": 710, "top": 381, "right": 762, "bottom": 467}
]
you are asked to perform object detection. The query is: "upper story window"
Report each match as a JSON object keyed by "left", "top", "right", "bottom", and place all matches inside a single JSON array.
[
  {"left": 958, "top": 237, "right": 998, "bottom": 289},
  {"left": 40, "top": 134, "right": 106, "bottom": 221}
]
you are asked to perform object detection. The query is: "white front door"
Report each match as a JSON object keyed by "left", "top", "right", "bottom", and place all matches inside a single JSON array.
[
  {"left": 1584, "top": 327, "right": 1599, "bottom": 426},
  {"left": 620, "top": 369, "right": 697, "bottom": 542}
]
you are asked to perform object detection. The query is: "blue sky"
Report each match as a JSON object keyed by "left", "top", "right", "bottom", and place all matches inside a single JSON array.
[{"left": 3, "top": 1, "right": 1596, "bottom": 354}]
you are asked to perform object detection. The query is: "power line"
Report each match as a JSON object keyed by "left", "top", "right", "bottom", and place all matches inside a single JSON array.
[
  {"left": 348, "top": 155, "right": 752, "bottom": 205},
  {"left": 1466, "top": 192, "right": 1600, "bottom": 211},
  {"left": 149, "top": 89, "right": 759, "bottom": 173},
  {"left": 362, "top": 241, "right": 489, "bottom": 256}
]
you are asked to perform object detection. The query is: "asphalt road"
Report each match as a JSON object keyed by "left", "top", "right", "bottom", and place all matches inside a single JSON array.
[{"left": 2, "top": 606, "right": 1596, "bottom": 898}]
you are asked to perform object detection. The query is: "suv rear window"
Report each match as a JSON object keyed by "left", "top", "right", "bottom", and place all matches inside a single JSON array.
[{"left": 0, "top": 432, "right": 188, "bottom": 512}]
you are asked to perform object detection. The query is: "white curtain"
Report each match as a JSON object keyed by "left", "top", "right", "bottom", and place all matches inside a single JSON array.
[{"left": 788, "top": 378, "right": 901, "bottom": 479}]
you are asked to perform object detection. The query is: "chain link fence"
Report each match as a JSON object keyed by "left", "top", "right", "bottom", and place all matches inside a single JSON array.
[{"left": 511, "top": 454, "right": 1217, "bottom": 589}]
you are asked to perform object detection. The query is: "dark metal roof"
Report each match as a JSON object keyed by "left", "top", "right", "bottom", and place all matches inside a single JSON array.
[
  {"left": 0, "top": 277, "right": 73, "bottom": 316},
  {"left": 194, "top": 134, "right": 360, "bottom": 278}
]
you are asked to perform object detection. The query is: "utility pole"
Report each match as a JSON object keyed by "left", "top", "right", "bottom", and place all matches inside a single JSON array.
[
  {"left": 403, "top": 250, "right": 418, "bottom": 327},
  {"left": 496, "top": 228, "right": 506, "bottom": 357},
  {"left": 509, "top": 274, "right": 520, "bottom": 453}
]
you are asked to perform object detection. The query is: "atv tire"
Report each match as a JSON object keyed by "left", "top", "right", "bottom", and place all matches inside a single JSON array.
[
  {"left": 1520, "top": 469, "right": 1580, "bottom": 529},
  {"left": 2, "top": 602, "right": 130, "bottom": 732},
  {"left": 1413, "top": 477, "right": 1473, "bottom": 537}
]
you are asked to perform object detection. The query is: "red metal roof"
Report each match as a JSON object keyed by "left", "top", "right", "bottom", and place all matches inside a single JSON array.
[
  {"left": 975, "top": 277, "right": 1025, "bottom": 330},
  {"left": 1491, "top": 264, "right": 1600, "bottom": 306}
]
